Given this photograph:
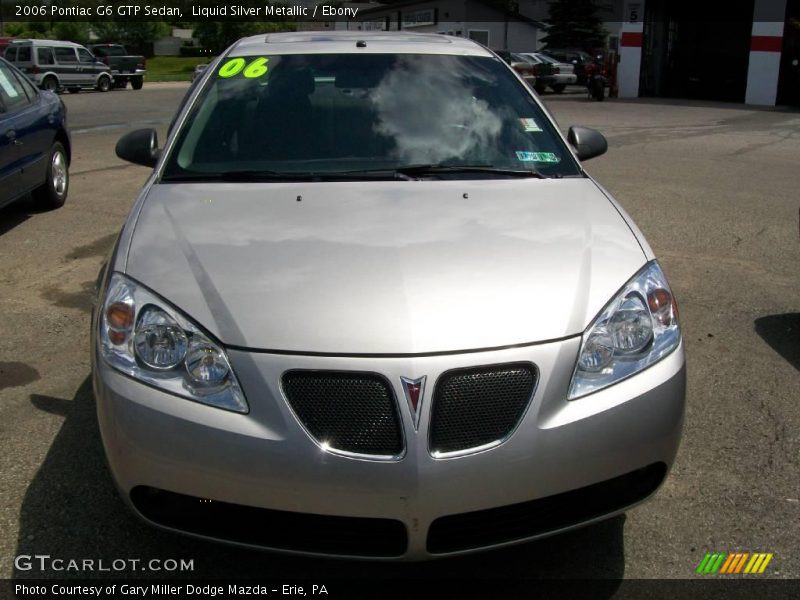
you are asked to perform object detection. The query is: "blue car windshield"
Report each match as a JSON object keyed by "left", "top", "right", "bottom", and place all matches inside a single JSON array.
[{"left": 162, "top": 53, "right": 581, "bottom": 180}]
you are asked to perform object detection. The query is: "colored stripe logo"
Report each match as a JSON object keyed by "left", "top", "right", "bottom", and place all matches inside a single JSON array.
[{"left": 696, "top": 552, "right": 773, "bottom": 574}]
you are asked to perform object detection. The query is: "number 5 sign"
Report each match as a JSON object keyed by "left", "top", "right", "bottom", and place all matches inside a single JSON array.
[{"left": 627, "top": 3, "right": 641, "bottom": 23}]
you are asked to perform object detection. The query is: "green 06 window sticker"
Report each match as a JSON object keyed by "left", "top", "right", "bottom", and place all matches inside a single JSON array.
[{"left": 218, "top": 57, "right": 270, "bottom": 79}]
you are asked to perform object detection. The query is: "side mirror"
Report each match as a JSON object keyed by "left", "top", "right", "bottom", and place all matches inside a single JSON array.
[
  {"left": 567, "top": 126, "right": 607, "bottom": 161},
  {"left": 116, "top": 129, "right": 160, "bottom": 168}
]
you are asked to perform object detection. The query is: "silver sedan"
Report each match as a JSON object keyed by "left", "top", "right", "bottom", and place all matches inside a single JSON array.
[{"left": 93, "top": 32, "right": 685, "bottom": 560}]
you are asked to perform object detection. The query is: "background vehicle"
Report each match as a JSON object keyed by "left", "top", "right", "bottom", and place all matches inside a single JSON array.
[
  {"left": 0, "top": 57, "right": 70, "bottom": 210},
  {"left": 585, "top": 55, "right": 608, "bottom": 101},
  {"left": 495, "top": 50, "right": 537, "bottom": 88},
  {"left": 0, "top": 38, "right": 14, "bottom": 53},
  {"left": 541, "top": 48, "right": 594, "bottom": 86},
  {"left": 515, "top": 53, "right": 557, "bottom": 94},
  {"left": 524, "top": 53, "right": 577, "bottom": 93},
  {"left": 4, "top": 40, "right": 113, "bottom": 93},
  {"left": 88, "top": 44, "right": 146, "bottom": 90},
  {"left": 191, "top": 63, "right": 208, "bottom": 82}
]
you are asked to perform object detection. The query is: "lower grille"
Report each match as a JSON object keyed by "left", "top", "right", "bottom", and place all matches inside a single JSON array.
[
  {"left": 282, "top": 370, "right": 403, "bottom": 457},
  {"left": 131, "top": 486, "right": 408, "bottom": 557},
  {"left": 429, "top": 363, "right": 537, "bottom": 455},
  {"left": 427, "top": 463, "right": 667, "bottom": 553}
]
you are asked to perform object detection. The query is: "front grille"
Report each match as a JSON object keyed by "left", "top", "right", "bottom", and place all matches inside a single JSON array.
[
  {"left": 427, "top": 463, "right": 667, "bottom": 553},
  {"left": 429, "top": 363, "right": 537, "bottom": 455},
  {"left": 282, "top": 370, "right": 403, "bottom": 457},
  {"left": 131, "top": 487, "right": 408, "bottom": 557}
]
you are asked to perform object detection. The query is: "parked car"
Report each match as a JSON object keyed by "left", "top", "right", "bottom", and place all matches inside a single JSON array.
[
  {"left": 0, "top": 57, "right": 70, "bottom": 210},
  {"left": 191, "top": 63, "right": 208, "bottom": 82},
  {"left": 88, "top": 44, "right": 146, "bottom": 90},
  {"left": 96, "top": 32, "right": 685, "bottom": 560},
  {"left": 523, "top": 53, "right": 577, "bottom": 93},
  {"left": 514, "top": 53, "right": 557, "bottom": 94},
  {"left": 541, "top": 48, "right": 595, "bottom": 86},
  {"left": 494, "top": 49, "right": 536, "bottom": 87},
  {"left": 4, "top": 39, "right": 113, "bottom": 93}
]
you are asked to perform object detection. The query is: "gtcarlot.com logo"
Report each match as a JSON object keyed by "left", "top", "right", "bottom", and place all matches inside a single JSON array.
[
  {"left": 696, "top": 552, "right": 774, "bottom": 575},
  {"left": 14, "top": 554, "right": 194, "bottom": 573}
]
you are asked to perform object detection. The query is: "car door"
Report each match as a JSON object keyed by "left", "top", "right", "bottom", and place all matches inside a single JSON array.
[
  {"left": 7, "top": 66, "right": 50, "bottom": 195},
  {"left": 77, "top": 47, "right": 100, "bottom": 85},
  {"left": 0, "top": 61, "right": 31, "bottom": 206},
  {"left": 53, "top": 46, "right": 79, "bottom": 86}
]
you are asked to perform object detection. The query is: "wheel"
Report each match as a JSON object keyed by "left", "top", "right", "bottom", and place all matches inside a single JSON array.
[
  {"left": 42, "top": 76, "right": 58, "bottom": 93},
  {"left": 551, "top": 83, "right": 566, "bottom": 94},
  {"left": 131, "top": 77, "right": 144, "bottom": 90},
  {"left": 96, "top": 76, "right": 111, "bottom": 92},
  {"left": 592, "top": 78, "right": 605, "bottom": 101},
  {"left": 534, "top": 82, "right": 547, "bottom": 95},
  {"left": 32, "top": 142, "right": 69, "bottom": 210},
  {"left": 68, "top": 87, "right": 81, "bottom": 94}
]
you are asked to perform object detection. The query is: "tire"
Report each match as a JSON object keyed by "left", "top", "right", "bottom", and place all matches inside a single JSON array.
[
  {"left": 96, "top": 76, "right": 111, "bottom": 92},
  {"left": 591, "top": 78, "right": 605, "bottom": 101},
  {"left": 32, "top": 142, "right": 69, "bottom": 210},
  {"left": 42, "top": 77, "right": 58, "bottom": 93},
  {"left": 534, "top": 83, "right": 547, "bottom": 95},
  {"left": 131, "top": 77, "right": 144, "bottom": 90},
  {"left": 551, "top": 83, "right": 566, "bottom": 94}
]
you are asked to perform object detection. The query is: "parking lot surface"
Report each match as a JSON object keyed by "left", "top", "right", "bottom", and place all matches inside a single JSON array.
[{"left": 0, "top": 84, "right": 798, "bottom": 581}]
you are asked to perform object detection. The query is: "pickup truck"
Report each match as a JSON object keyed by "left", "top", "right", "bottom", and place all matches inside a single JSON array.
[{"left": 87, "top": 44, "right": 145, "bottom": 89}]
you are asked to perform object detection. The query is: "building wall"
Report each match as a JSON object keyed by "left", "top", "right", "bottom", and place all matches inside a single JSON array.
[{"left": 353, "top": 0, "right": 541, "bottom": 50}]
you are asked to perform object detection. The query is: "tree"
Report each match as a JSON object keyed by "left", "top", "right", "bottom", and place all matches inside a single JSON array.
[
  {"left": 52, "top": 22, "right": 91, "bottom": 45},
  {"left": 91, "top": 22, "right": 168, "bottom": 53},
  {"left": 541, "top": 0, "right": 608, "bottom": 50}
]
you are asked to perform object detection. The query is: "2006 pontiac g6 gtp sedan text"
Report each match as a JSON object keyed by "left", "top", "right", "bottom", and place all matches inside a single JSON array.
[{"left": 92, "top": 32, "right": 685, "bottom": 560}]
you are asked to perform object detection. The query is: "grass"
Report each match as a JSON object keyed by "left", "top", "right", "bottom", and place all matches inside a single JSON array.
[{"left": 146, "top": 56, "right": 214, "bottom": 82}]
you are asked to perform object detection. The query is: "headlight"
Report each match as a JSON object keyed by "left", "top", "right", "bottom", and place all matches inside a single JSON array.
[
  {"left": 99, "top": 273, "right": 247, "bottom": 413},
  {"left": 568, "top": 261, "right": 680, "bottom": 399}
]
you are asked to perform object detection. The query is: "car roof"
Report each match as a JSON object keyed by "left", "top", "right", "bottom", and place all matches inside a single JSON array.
[
  {"left": 229, "top": 31, "right": 493, "bottom": 57},
  {"left": 10, "top": 39, "right": 83, "bottom": 48}
]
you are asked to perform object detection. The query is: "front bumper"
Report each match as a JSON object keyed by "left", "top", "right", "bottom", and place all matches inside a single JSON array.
[{"left": 94, "top": 338, "right": 685, "bottom": 560}]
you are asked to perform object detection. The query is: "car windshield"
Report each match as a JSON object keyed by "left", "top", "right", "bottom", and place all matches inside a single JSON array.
[{"left": 162, "top": 53, "right": 581, "bottom": 181}]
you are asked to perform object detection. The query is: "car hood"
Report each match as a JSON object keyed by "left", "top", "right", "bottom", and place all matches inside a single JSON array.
[{"left": 125, "top": 178, "right": 645, "bottom": 354}]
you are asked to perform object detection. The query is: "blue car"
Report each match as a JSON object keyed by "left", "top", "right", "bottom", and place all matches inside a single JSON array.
[{"left": 0, "top": 56, "right": 70, "bottom": 210}]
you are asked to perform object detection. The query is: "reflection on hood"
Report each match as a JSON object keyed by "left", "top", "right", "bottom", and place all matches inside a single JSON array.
[{"left": 371, "top": 56, "right": 502, "bottom": 164}]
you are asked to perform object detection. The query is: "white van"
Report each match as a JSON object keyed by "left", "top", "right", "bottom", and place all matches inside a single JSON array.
[{"left": 4, "top": 39, "right": 114, "bottom": 93}]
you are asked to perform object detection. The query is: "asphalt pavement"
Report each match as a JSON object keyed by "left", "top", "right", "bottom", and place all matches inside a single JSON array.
[{"left": 0, "top": 83, "right": 798, "bottom": 584}]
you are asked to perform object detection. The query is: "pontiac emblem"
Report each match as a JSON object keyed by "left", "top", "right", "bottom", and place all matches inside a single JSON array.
[{"left": 400, "top": 376, "right": 426, "bottom": 430}]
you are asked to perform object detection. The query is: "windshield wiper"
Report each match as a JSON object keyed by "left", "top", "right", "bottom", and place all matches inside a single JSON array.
[
  {"left": 162, "top": 170, "right": 318, "bottom": 183},
  {"left": 162, "top": 169, "right": 416, "bottom": 183},
  {"left": 394, "top": 164, "right": 548, "bottom": 179}
]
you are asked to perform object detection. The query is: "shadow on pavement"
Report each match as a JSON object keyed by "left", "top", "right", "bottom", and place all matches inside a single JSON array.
[
  {"left": 0, "top": 197, "right": 40, "bottom": 237},
  {"left": 15, "top": 376, "right": 625, "bottom": 595},
  {"left": 755, "top": 313, "right": 800, "bottom": 371}
]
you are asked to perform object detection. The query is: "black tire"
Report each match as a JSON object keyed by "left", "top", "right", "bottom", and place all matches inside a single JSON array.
[
  {"left": 131, "top": 77, "right": 144, "bottom": 90},
  {"left": 591, "top": 78, "right": 605, "bottom": 101},
  {"left": 96, "top": 76, "right": 111, "bottom": 92},
  {"left": 534, "top": 83, "right": 547, "bottom": 95},
  {"left": 551, "top": 83, "right": 566, "bottom": 94},
  {"left": 42, "top": 77, "right": 58, "bottom": 93},
  {"left": 32, "top": 142, "right": 69, "bottom": 210},
  {"left": 68, "top": 87, "right": 81, "bottom": 94}
]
